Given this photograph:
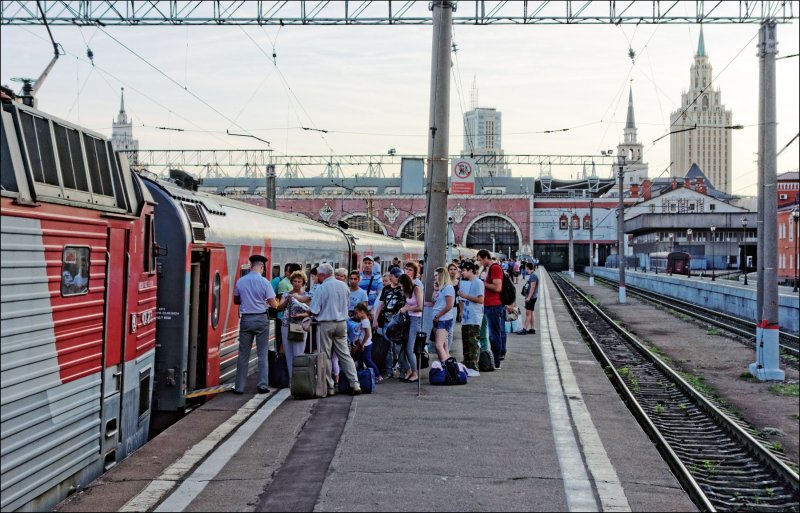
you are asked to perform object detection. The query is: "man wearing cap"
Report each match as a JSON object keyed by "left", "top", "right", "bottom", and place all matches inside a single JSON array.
[
  {"left": 358, "top": 256, "right": 383, "bottom": 309},
  {"left": 233, "top": 255, "right": 278, "bottom": 394},
  {"left": 457, "top": 261, "right": 484, "bottom": 373}
]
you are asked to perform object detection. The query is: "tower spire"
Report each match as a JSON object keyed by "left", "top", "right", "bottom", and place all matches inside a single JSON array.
[
  {"left": 119, "top": 87, "right": 125, "bottom": 115},
  {"left": 625, "top": 87, "right": 636, "bottom": 129},
  {"left": 697, "top": 26, "right": 706, "bottom": 57}
]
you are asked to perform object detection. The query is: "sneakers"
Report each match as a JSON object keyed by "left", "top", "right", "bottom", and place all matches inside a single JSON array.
[
  {"left": 232, "top": 389, "right": 244, "bottom": 395},
  {"left": 351, "top": 384, "right": 362, "bottom": 396},
  {"left": 328, "top": 387, "right": 337, "bottom": 396},
  {"left": 529, "top": 329, "right": 536, "bottom": 335},
  {"left": 256, "top": 386, "right": 270, "bottom": 394},
  {"left": 513, "top": 330, "right": 527, "bottom": 335},
  {"left": 466, "top": 368, "right": 480, "bottom": 377},
  {"left": 494, "top": 364, "right": 502, "bottom": 370},
  {"left": 376, "top": 376, "right": 384, "bottom": 384}
]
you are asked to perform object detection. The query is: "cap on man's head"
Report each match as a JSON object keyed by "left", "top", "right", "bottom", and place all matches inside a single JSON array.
[
  {"left": 389, "top": 267, "right": 403, "bottom": 278},
  {"left": 362, "top": 255, "right": 374, "bottom": 262},
  {"left": 373, "top": 256, "right": 381, "bottom": 261},
  {"left": 249, "top": 254, "right": 268, "bottom": 265},
  {"left": 460, "top": 261, "right": 477, "bottom": 272}
]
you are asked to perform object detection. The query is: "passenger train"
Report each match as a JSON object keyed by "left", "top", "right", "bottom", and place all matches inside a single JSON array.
[
  {"left": 650, "top": 251, "right": 692, "bottom": 276},
  {"left": 0, "top": 96, "right": 475, "bottom": 511}
]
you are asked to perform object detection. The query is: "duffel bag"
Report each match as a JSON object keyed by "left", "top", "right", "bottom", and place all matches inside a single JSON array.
[{"left": 339, "top": 368, "right": 376, "bottom": 394}]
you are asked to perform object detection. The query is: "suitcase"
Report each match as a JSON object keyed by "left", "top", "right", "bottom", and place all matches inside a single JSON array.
[
  {"left": 338, "top": 368, "right": 376, "bottom": 394},
  {"left": 371, "top": 332, "right": 391, "bottom": 372},
  {"left": 268, "top": 350, "right": 290, "bottom": 389},
  {"left": 291, "top": 327, "right": 328, "bottom": 399}
]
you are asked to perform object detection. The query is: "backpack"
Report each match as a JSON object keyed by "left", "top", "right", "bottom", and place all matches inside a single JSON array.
[
  {"left": 495, "top": 265, "right": 516, "bottom": 306},
  {"left": 521, "top": 281, "right": 531, "bottom": 298}
]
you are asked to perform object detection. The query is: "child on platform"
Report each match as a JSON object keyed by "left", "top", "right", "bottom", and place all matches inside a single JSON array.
[{"left": 353, "top": 303, "right": 383, "bottom": 383}]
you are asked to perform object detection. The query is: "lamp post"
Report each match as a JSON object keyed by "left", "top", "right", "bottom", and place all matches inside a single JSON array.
[
  {"left": 687, "top": 229, "right": 693, "bottom": 277},
  {"left": 793, "top": 208, "right": 799, "bottom": 292},
  {"left": 741, "top": 217, "right": 748, "bottom": 285},
  {"left": 617, "top": 154, "right": 627, "bottom": 303},
  {"left": 710, "top": 224, "right": 716, "bottom": 281},
  {"left": 589, "top": 199, "right": 595, "bottom": 286},
  {"left": 491, "top": 232, "right": 496, "bottom": 254}
]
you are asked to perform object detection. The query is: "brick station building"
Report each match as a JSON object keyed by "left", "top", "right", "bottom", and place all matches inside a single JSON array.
[{"left": 197, "top": 174, "right": 620, "bottom": 270}]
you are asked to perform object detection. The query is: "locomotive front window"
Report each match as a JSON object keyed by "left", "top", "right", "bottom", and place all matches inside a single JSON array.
[{"left": 61, "top": 246, "right": 90, "bottom": 296}]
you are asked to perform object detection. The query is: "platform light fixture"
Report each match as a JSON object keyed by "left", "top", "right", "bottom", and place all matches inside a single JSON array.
[
  {"left": 741, "top": 217, "right": 748, "bottom": 286},
  {"left": 792, "top": 208, "right": 799, "bottom": 292},
  {"left": 710, "top": 224, "right": 716, "bottom": 281}
]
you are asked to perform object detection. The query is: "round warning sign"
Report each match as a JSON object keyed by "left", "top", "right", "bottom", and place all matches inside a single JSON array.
[{"left": 453, "top": 160, "right": 473, "bottom": 179}]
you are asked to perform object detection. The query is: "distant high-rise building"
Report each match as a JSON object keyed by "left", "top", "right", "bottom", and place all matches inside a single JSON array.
[
  {"left": 615, "top": 87, "right": 649, "bottom": 187},
  {"left": 670, "top": 27, "right": 733, "bottom": 193},
  {"left": 461, "top": 79, "right": 510, "bottom": 177},
  {"left": 111, "top": 88, "right": 139, "bottom": 166}
]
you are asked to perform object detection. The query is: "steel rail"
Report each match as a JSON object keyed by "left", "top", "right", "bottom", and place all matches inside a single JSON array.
[
  {"left": 586, "top": 273, "right": 799, "bottom": 358},
  {"left": 547, "top": 272, "right": 715, "bottom": 511},
  {"left": 551, "top": 272, "right": 800, "bottom": 510}
]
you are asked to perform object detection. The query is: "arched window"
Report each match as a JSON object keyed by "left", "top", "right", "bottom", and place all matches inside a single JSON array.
[
  {"left": 465, "top": 215, "right": 520, "bottom": 256},
  {"left": 559, "top": 215, "right": 568, "bottom": 230},
  {"left": 572, "top": 215, "right": 580, "bottom": 229},
  {"left": 583, "top": 216, "right": 591, "bottom": 230},
  {"left": 400, "top": 216, "right": 426, "bottom": 240}
]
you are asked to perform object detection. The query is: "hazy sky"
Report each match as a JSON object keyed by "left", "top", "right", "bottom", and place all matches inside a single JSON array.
[{"left": 2, "top": 12, "right": 798, "bottom": 196}]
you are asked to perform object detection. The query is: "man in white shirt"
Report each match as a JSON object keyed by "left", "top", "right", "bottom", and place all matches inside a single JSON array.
[{"left": 309, "top": 263, "right": 362, "bottom": 395}]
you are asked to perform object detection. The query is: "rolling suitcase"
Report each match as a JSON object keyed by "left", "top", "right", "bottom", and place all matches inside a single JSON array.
[{"left": 291, "top": 325, "right": 328, "bottom": 399}]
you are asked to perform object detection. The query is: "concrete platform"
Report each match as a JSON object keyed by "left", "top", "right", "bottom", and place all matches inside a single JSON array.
[{"left": 56, "top": 274, "right": 696, "bottom": 512}]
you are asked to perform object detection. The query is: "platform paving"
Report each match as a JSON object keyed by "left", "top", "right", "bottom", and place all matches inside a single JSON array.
[{"left": 56, "top": 273, "right": 696, "bottom": 512}]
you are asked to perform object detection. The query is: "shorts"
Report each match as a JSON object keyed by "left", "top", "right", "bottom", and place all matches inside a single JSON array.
[
  {"left": 525, "top": 297, "right": 538, "bottom": 311},
  {"left": 435, "top": 319, "right": 454, "bottom": 331}
]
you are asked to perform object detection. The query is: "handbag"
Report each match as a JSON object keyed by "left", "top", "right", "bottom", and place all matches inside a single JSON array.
[
  {"left": 506, "top": 307, "right": 520, "bottom": 322},
  {"left": 288, "top": 320, "right": 306, "bottom": 342}
]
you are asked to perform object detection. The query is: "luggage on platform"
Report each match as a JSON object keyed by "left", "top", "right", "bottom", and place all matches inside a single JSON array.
[
  {"left": 338, "top": 368, "right": 376, "bottom": 394},
  {"left": 478, "top": 350, "right": 495, "bottom": 372},
  {"left": 371, "top": 332, "right": 391, "bottom": 372},
  {"left": 291, "top": 327, "right": 328, "bottom": 399},
  {"left": 429, "top": 358, "right": 468, "bottom": 386},
  {"left": 268, "top": 350, "right": 290, "bottom": 389}
]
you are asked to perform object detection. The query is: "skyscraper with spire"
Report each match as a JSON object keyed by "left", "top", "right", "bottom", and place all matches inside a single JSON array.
[
  {"left": 111, "top": 88, "right": 139, "bottom": 166},
  {"left": 669, "top": 27, "right": 733, "bottom": 193},
  {"left": 615, "top": 86, "right": 648, "bottom": 186},
  {"left": 461, "top": 77, "right": 510, "bottom": 177}
]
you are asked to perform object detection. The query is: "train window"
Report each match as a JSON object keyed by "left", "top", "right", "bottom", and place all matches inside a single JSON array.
[
  {"left": 94, "top": 137, "right": 114, "bottom": 196},
  {"left": 109, "top": 145, "right": 128, "bottom": 209},
  {"left": 211, "top": 272, "right": 221, "bottom": 329},
  {"left": 34, "top": 116, "right": 59, "bottom": 186},
  {"left": 61, "top": 246, "right": 90, "bottom": 296},
  {"left": 53, "top": 124, "right": 78, "bottom": 189},
  {"left": 143, "top": 214, "right": 155, "bottom": 273},
  {"left": 83, "top": 134, "right": 113, "bottom": 197},
  {"left": 67, "top": 128, "right": 90, "bottom": 191},
  {"left": 138, "top": 369, "right": 151, "bottom": 419},
  {"left": 0, "top": 118, "right": 18, "bottom": 192}
]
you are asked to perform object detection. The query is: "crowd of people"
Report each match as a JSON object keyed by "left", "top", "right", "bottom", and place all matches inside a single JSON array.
[{"left": 232, "top": 251, "right": 540, "bottom": 396}]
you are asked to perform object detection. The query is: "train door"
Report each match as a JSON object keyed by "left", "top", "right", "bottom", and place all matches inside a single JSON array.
[
  {"left": 187, "top": 249, "right": 210, "bottom": 393},
  {"left": 101, "top": 227, "right": 129, "bottom": 469},
  {"left": 203, "top": 247, "right": 226, "bottom": 387}
]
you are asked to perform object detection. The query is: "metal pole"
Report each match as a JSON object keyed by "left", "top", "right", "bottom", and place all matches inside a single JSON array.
[
  {"left": 794, "top": 209, "right": 799, "bottom": 292},
  {"left": 711, "top": 225, "right": 716, "bottom": 281},
  {"left": 589, "top": 199, "right": 595, "bottom": 286},
  {"left": 265, "top": 164, "right": 276, "bottom": 209},
  {"left": 568, "top": 210, "right": 574, "bottom": 278},
  {"left": 422, "top": 0, "right": 452, "bottom": 300},
  {"left": 750, "top": 20, "right": 783, "bottom": 381},
  {"left": 618, "top": 158, "right": 626, "bottom": 303},
  {"left": 756, "top": 23, "right": 766, "bottom": 323}
]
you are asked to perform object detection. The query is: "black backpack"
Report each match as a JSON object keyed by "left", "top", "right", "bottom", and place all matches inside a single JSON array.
[{"left": 496, "top": 266, "right": 516, "bottom": 306}]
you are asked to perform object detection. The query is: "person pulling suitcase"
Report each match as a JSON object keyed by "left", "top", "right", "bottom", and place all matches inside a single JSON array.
[{"left": 308, "top": 263, "right": 362, "bottom": 396}]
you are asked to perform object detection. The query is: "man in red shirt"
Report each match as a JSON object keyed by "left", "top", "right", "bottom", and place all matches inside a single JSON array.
[{"left": 477, "top": 249, "right": 506, "bottom": 369}]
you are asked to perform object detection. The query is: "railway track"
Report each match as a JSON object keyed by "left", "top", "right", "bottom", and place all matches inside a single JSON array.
[
  {"left": 583, "top": 273, "right": 799, "bottom": 362},
  {"left": 550, "top": 272, "right": 800, "bottom": 512}
]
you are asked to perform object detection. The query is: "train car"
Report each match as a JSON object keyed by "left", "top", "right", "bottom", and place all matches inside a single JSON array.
[
  {"left": 347, "top": 228, "right": 423, "bottom": 270},
  {"left": 141, "top": 175, "right": 354, "bottom": 412},
  {"left": 1, "top": 100, "right": 157, "bottom": 511},
  {"left": 650, "top": 251, "right": 692, "bottom": 276}
]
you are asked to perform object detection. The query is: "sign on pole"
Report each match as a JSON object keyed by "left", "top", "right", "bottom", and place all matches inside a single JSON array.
[{"left": 450, "top": 158, "right": 475, "bottom": 194}]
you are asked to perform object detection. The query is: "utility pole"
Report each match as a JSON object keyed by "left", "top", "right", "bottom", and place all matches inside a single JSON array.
[
  {"left": 265, "top": 164, "right": 276, "bottom": 209},
  {"left": 568, "top": 209, "right": 575, "bottom": 279},
  {"left": 422, "top": 0, "right": 453, "bottom": 307},
  {"left": 367, "top": 196, "right": 374, "bottom": 233},
  {"left": 617, "top": 155, "right": 627, "bottom": 303},
  {"left": 589, "top": 199, "right": 595, "bottom": 286},
  {"left": 750, "top": 20, "right": 784, "bottom": 381}
]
